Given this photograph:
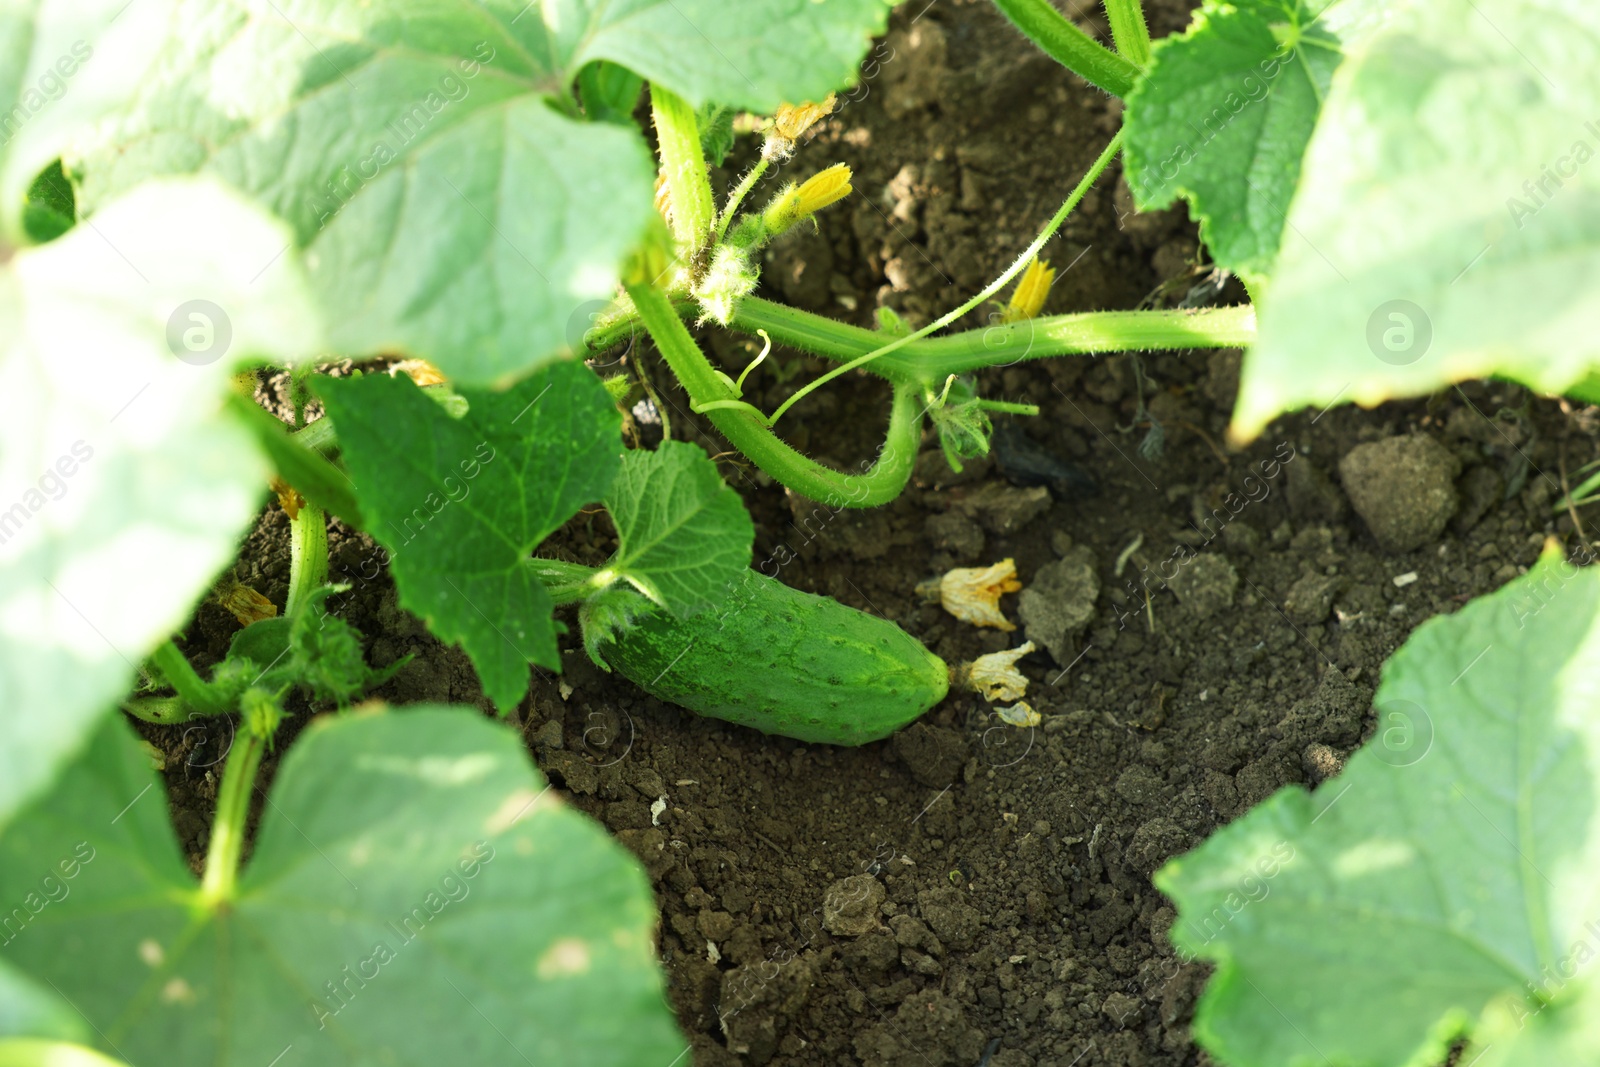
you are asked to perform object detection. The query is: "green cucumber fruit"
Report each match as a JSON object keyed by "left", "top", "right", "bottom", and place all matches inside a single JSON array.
[{"left": 600, "top": 570, "right": 949, "bottom": 745}]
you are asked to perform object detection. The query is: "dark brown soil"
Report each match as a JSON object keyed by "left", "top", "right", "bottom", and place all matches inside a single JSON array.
[{"left": 136, "top": 2, "right": 1600, "bottom": 1065}]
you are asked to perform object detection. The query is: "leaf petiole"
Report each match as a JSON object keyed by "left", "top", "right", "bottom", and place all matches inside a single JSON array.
[
  {"left": 625, "top": 280, "right": 922, "bottom": 507},
  {"left": 198, "top": 723, "right": 265, "bottom": 907},
  {"left": 991, "top": 0, "right": 1141, "bottom": 95}
]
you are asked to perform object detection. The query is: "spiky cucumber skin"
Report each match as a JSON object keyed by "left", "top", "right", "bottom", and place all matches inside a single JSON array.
[{"left": 603, "top": 571, "right": 949, "bottom": 746}]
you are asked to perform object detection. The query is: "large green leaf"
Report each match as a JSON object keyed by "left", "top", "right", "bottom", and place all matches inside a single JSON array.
[
  {"left": 73, "top": 0, "right": 894, "bottom": 383},
  {"left": 603, "top": 440, "right": 753, "bottom": 616},
  {"left": 1473, "top": 981, "right": 1600, "bottom": 1066},
  {"left": 0, "top": 707, "right": 686, "bottom": 1067},
  {"left": 1124, "top": 0, "right": 1385, "bottom": 286},
  {"left": 318, "top": 365, "right": 621, "bottom": 711},
  {"left": 1159, "top": 551, "right": 1600, "bottom": 1067},
  {"left": 1233, "top": 0, "right": 1600, "bottom": 439},
  {"left": 0, "top": 961, "right": 88, "bottom": 1044},
  {"left": 0, "top": 0, "right": 173, "bottom": 243},
  {"left": 0, "top": 178, "right": 319, "bottom": 833},
  {"left": 0, "top": 1041, "right": 130, "bottom": 1067}
]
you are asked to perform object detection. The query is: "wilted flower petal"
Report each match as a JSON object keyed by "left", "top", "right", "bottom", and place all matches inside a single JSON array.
[
  {"left": 215, "top": 575, "right": 278, "bottom": 626},
  {"left": 935, "top": 558, "right": 1022, "bottom": 631},
  {"left": 996, "top": 701, "right": 1041, "bottom": 728},
  {"left": 963, "top": 641, "right": 1035, "bottom": 702}
]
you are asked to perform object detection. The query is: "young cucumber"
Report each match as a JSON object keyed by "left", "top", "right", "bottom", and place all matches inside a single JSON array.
[{"left": 601, "top": 570, "right": 949, "bottom": 745}]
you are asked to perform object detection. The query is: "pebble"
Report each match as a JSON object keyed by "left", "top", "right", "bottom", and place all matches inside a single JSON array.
[
  {"left": 1339, "top": 435, "right": 1460, "bottom": 553},
  {"left": 823, "top": 875, "right": 886, "bottom": 937},
  {"left": 956, "top": 483, "right": 1052, "bottom": 536},
  {"left": 1018, "top": 545, "right": 1100, "bottom": 664},
  {"left": 1167, "top": 553, "right": 1238, "bottom": 618}
]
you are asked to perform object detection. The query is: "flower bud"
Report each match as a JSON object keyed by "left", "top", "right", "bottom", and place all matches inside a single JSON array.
[
  {"left": 762, "top": 163, "right": 853, "bottom": 237},
  {"left": 1001, "top": 256, "right": 1055, "bottom": 323}
]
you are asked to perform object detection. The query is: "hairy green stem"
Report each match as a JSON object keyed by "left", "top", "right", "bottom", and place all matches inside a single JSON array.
[
  {"left": 650, "top": 85, "right": 715, "bottom": 251},
  {"left": 199, "top": 729, "right": 264, "bottom": 906},
  {"left": 149, "top": 641, "right": 234, "bottom": 716},
  {"left": 717, "top": 159, "right": 770, "bottom": 241},
  {"left": 768, "top": 129, "right": 1125, "bottom": 423},
  {"left": 625, "top": 281, "right": 921, "bottom": 507},
  {"left": 589, "top": 294, "right": 1255, "bottom": 384},
  {"left": 734, "top": 299, "right": 1255, "bottom": 381},
  {"left": 1103, "top": 0, "right": 1152, "bottom": 66},
  {"left": 121, "top": 696, "right": 189, "bottom": 724},
  {"left": 287, "top": 502, "right": 328, "bottom": 618},
  {"left": 991, "top": 0, "right": 1140, "bottom": 95},
  {"left": 528, "top": 559, "right": 601, "bottom": 606}
]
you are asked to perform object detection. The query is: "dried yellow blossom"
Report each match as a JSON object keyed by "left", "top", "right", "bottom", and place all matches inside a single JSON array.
[
  {"left": 774, "top": 95, "right": 837, "bottom": 140},
  {"left": 1001, "top": 256, "right": 1055, "bottom": 323},
  {"left": 389, "top": 359, "right": 447, "bottom": 387},
  {"left": 215, "top": 575, "right": 278, "bottom": 626},
  {"left": 995, "top": 701, "right": 1041, "bottom": 728},
  {"left": 763, "top": 163, "right": 853, "bottom": 236},
  {"left": 934, "top": 558, "right": 1022, "bottom": 631},
  {"left": 961, "top": 641, "right": 1036, "bottom": 702},
  {"left": 269, "top": 476, "right": 304, "bottom": 521}
]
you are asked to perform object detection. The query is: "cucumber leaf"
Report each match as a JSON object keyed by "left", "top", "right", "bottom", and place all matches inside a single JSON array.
[
  {"left": 0, "top": 961, "right": 89, "bottom": 1045},
  {"left": 1159, "top": 550, "right": 1600, "bottom": 1067},
  {"left": 318, "top": 364, "right": 621, "bottom": 711},
  {"left": 1123, "top": 0, "right": 1385, "bottom": 287},
  {"left": 0, "top": 0, "right": 172, "bottom": 244},
  {"left": 21, "top": 161, "right": 75, "bottom": 244},
  {"left": 73, "top": 0, "right": 894, "bottom": 384},
  {"left": 0, "top": 178, "right": 319, "bottom": 834},
  {"left": 1473, "top": 981, "right": 1600, "bottom": 1066},
  {"left": 0, "top": 1041, "right": 130, "bottom": 1067},
  {"left": 602, "top": 441, "right": 754, "bottom": 616},
  {"left": 1233, "top": 0, "right": 1600, "bottom": 439},
  {"left": 0, "top": 707, "right": 686, "bottom": 1067}
]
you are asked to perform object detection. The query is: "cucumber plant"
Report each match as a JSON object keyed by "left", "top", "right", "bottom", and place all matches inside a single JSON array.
[{"left": 5, "top": 0, "right": 1599, "bottom": 1063}]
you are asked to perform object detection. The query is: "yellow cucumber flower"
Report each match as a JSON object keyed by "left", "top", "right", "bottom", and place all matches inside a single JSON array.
[
  {"left": 995, "top": 701, "right": 1041, "bottom": 728},
  {"left": 389, "top": 359, "right": 447, "bottom": 387},
  {"left": 1001, "top": 256, "right": 1055, "bottom": 323},
  {"left": 215, "top": 574, "right": 278, "bottom": 626},
  {"left": 763, "top": 163, "right": 853, "bottom": 236},
  {"left": 925, "top": 558, "right": 1023, "bottom": 631},
  {"left": 773, "top": 95, "right": 836, "bottom": 141},
  {"left": 765, "top": 94, "right": 837, "bottom": 159},
  {"left": 960, "top": 641, "right": 1036, "bottom": 702}
]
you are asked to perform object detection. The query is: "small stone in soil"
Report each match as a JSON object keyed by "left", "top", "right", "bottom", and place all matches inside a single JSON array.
[
  {"left": 956, "top": 482, "right": 1051, "bottom": 536},
  {"left": 1166, "top": 553, "right": 1238, "bottom": 618},
  {"left": 823, "top": 874, "right": 886, "bottom": 937},
  {"left": 1284, "top": 570, "right": 1340, "bottom": 624},
  {"left": 1017, "top": 545, "right": 1099, "bottom": 663},
  {"left": 1339, "top": 434, "right": 1460, "bottom": 553}
]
